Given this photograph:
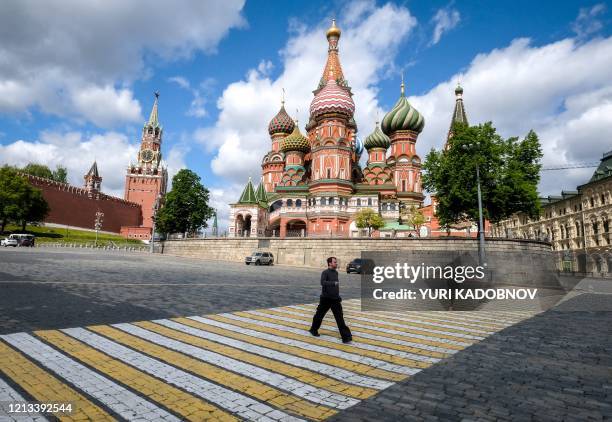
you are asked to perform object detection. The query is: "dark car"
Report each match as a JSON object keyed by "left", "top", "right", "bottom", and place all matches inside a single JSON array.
[{"left": 346, "top": 258, "right": 363, "bottom": 274}]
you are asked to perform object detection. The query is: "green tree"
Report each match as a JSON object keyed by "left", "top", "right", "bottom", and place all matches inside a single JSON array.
[
  {"left": 0, "top": 166, "right": 50, "bottom": 232},
  {"left": 405, "top": 205, "right": 426, "bottom": 237},
  {"left": 21, "top": 163, "right": 68, "bottom": 183},
  {"left": 52, "top": 165, "right": 68, "bottom": 183},
  {"left": 354, "top": 208, "right": 385, "bottom": 237},
  {"left": 155, "top": 169, "right": 213, "bottom": 236},
  {"left": 422, "top": 122, "right": 542, "bottom": 231}
]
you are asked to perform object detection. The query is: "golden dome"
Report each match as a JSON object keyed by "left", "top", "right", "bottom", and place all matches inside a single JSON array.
[{"left": 326, "top": 19, "right": 341, "bottom": 39}]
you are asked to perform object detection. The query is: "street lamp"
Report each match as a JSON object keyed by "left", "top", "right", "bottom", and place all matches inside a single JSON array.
[
  {"left": 150, "top": 194, "right": 161, "bottom": 253},
  {"left": 461, "top": 143, "right": 486, "bottom": 265},
  {"left": 94, "top": 211, "right": 104, "bottom": 247}
]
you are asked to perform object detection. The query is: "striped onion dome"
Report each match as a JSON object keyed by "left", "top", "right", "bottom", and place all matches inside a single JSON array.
[
  {"left": 381, "top": 86, "right": 425, "bottom": 134},
  {"left": 280, "top": 125, "right": 310, "bottom": 153},
  {"left": 364, "top": 122, "right": 390, "bottom": 150},
  {"left": 309, "top": 79, "right": 355, "bottom": 119},
  {"left": 268, "top": 104, "right": 295, "bottom": 135}
]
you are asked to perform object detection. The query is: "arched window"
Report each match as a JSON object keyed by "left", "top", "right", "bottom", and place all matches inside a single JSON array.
[
  {"left": 368, "top": 198, "right": 372, "bottom": 206},
  {"left": 296, "top": 199, "right": 302, "bottom": 208},
  {"left": 357, "top": 198, "right": 362, "bottom": 206},
  {"left": 390, "top": 203, "right": 396, "bottom": 211},
  {"left": 321, "top": 197, "right": 326, "bottom": 206},
  {"left": 328, "top": 197, "right": 334, "bottom": 205},
  {"left": 287, "top": 199, "right": 293, "bottom": 207}
]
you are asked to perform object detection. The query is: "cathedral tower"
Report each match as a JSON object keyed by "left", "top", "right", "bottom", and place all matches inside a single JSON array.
[
  {"left": 124, "top": 92, "right": 168, "bottom": 234},
  {"left": 84, "top": 161, "right": 102, "bottom": 199}
]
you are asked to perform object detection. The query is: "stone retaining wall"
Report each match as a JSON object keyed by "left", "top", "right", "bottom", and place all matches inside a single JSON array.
[{"left": 160, "top": 237, "right": 554, "bottom": 285}]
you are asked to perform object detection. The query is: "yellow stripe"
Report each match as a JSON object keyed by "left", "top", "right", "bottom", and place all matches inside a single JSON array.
[
  {"left": 279, "top": 307, "right": 465, "bottom": 351},
  {"left": 88, "top": 325, "right": 336, "bottom": 421},
  {"left": 174, "top": 317, "right": 406, "bottom": 382},
  {"left": 261, "top": 308, "right": 450, "bottom": 359},
  {"left": 292, "top": 307, "right": 479, "bottom": 343},
  {"left": 34, "top": 330, "right": 237, "bottom": 422},
  {"left": 300, "top": 305, "right": 487, "bottom": 338},
  {"left": 224, "top": 313, "right": 431, "bottom": 369},
  {"left": 338, "top": 304, "right": 503, "bottom": 331},
  {"left": 0, "top": 340, "right": 114, "bottom": 421},
  {"left": 135, "top": 321, "right": 376, "bottom": 400}
]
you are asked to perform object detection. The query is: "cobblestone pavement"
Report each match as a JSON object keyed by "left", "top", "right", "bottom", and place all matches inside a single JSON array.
[
  {"left": 0, "top": 296, "right": 531, "bottom": 421},
  {"left": 1, "top": 248, "right": 611, "bottom": 421}
]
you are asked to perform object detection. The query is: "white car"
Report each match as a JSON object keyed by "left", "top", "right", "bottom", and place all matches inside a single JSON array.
[{"left": 1, "top": 237, "right": 18, "bottom": 247}]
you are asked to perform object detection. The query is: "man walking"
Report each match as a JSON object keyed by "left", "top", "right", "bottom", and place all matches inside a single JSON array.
[{"left": 309, "top": 257, "right": 352, "bottom": 343}]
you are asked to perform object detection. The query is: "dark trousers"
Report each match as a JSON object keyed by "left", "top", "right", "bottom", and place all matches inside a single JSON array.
[{"left": 310, "top": 297, "right": 352, "bottom": 340}]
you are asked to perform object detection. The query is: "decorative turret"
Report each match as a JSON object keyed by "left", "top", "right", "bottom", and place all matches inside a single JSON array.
[
  {"left": 280, "top": 124, "right": 310, "bottom": 153},
  {"left": 268, "top": 101, "right": 295, "bottom": 135},
  {"left": 364, "top": 122, "right": 391, "bottom": 150},
  {"left": 381, "top": 78, "right": 425, "bottom": 135},
  {"left": 254, "top": 180, "right": 268, "bottom": 206},
  {"left": 237, "top": 177, "right": 258, "bottom": 204},
  {"left": 84, "top": 161, "right": 102, "bottom": 198},
  {"left": 445, "top": 84, "right": 469, "bottom": 148}
]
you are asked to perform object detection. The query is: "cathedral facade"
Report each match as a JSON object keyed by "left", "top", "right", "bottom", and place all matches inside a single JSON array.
[{"left": 229, "top": 20, "right": 468, "bottom": 238}]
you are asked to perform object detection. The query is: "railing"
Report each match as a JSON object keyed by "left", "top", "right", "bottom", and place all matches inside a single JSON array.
[{"left": 37, "top": 242, "right": 148, "bottom": 252}]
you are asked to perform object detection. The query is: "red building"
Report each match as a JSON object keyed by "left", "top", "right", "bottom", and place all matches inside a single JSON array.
[
  {"left": 120, "top": 93, "right": 168, "bottom": 239},
  {"left": 229, "top": 20, "right": 482, "bottom": 238}
]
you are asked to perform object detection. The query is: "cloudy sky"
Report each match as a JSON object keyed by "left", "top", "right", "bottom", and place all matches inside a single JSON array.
[{"left": 0, "top": 0, "right": 610, "bottom": 230}]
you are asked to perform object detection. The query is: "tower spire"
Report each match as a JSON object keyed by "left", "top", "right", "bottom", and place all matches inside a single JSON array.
[
  {"left": 445, "top": 84, "right": 469, "bottom": 148},
  {"left": 147, "top": 91, "right": 160, "bottom": 128},
  {"left": 400, "top": 72, "right": 405, "bottom": 97},
  {"left": 320, "top": 19, "right": 345, "bottom": 86}
]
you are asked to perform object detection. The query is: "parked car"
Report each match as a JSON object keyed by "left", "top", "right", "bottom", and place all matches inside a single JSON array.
[
  {"left": 13, "top": 234, "right": 35, "bottom": 247},
  {"left": 1, "top": 236, "right": 18, "bottom": 247},
  {"left": 346, "top": 258, "right": 363, "bottom": 274},
  {"left": 245, "top": 251, "right": 274, "bottom": 266}
]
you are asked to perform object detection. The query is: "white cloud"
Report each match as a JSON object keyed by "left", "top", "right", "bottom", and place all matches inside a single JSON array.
[
  {"left": 431, "top": 7, "right": 461, "bottom": 45},
  {"left": 571, "top": 3, "right": 606, "bottom": 39},
  {"left": 0, "top": 0, "right": 246, "bottom": 127},
  {"left": 409, "top": 35, "right": 612, "bottom": 197},
  {"left": 169, "top": 76, "right": 216, "bottom": 118},
  {"left": 198, "top": 1, "right": 417, "bottom": 209},
  {"left": 0, "top": 131, "right": 187, "bottom": 198}
]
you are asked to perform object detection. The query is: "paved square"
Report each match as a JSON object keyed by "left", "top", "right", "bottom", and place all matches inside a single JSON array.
[{"left": 0, "top": 298, "right": 531, "bottom": 421}]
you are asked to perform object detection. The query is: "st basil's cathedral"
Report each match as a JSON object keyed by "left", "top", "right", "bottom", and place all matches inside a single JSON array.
[{"left": 229, "top": 20, "right": 472, "bottom": 238}]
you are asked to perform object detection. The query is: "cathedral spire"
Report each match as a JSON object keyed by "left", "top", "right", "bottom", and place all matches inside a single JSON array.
[
  {"left": 320, "top": 19, "right": 346, "bottom": 86},
  {"left": 445, "top": 84, "right": 468, "bottom": 148}
]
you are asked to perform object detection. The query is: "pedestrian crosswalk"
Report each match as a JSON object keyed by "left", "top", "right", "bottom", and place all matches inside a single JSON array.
[{"left": 0, "top": 299, "right": 535, "bottom": 421}]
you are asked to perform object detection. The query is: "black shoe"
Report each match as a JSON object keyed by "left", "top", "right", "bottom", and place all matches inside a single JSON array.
[
  {"left": 342, "top": 337, "right": 352, "bottom": 344},
  {"left": 309, "top": 329, "right": 320, "bottom": 337}
]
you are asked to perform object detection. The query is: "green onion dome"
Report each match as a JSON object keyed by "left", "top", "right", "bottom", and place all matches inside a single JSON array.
[
  {"left": 381, "top": 84, "right": 425, "bottom": 135},
  {"left": 364, "top": 122, "right": 390, "bottom": 150},
  {"left": 280, "top": 125, "right": 310, "bottom": 153},
  {"left": 268, "top": 104, "right": 295, "bottom": 135}
]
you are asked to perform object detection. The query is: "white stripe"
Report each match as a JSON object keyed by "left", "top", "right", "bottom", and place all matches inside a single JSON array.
[
  {"left": 62, "top": 328, "right": 301, "bottom": 422},
  {"left": 285, "top": 306, "right": 472, "bottom": 348},
  {"left": 0, "top": 333, "right": 180, "bottom": 422},
  {"left": 0, "top": 377, "right": 49, "bottom": 422},
  {"left": 336, "top": 304, "right": 501, "bottom": 333},
  {"left": 286, "top": 306, "right": 484, "bottom": 340},
  {"left": 261, "top": 307, "right": 457, "bottom": 355},
  {"left": 153, "top": 319, "right": 393, "bottom": 391},
  {"left": 245, "top": 310, "right": 440, "bottom": 364},
  {"left": 285, "top": 305, "right": 495, "bottom": 335},
  {"left": 211, "top": 314, "right": 419, "bottom": 376},
  {"left": 112, "top": 323, "right": 359, "bottom": 410}
]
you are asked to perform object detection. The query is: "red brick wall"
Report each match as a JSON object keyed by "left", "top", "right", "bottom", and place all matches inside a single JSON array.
[{"left": 28, "top": 176, "right": 142, "bottom": 233}]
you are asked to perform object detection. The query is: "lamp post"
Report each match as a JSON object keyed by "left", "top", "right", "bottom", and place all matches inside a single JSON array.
[
  {"left": 150, "top": 194, "right": 161, "bottom": 253},
  {"left": 462, "top": 143, "right": 486, "bottom": 265},
  {"left": 94, "top": 211, "right": 104, "bottom": 248}
]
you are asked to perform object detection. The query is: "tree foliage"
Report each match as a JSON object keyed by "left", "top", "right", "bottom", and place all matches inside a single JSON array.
[
  {"left": 22, "top": 163, "right": 68, "bottom": 183},
  {"left": 405, "top": 205, "right": 426, "bottom": 237},
  {"left": 354, "top": 208, "right": 385, "bottom": 237},
  {"left": 155, "top": 169, "right": 214, "bottom": 235},
  {"left": 422, "top": 122, "right": 542, "bottom": 229},
  {"left": 0, "top": 166, "right": 50, "bottom": 232}
]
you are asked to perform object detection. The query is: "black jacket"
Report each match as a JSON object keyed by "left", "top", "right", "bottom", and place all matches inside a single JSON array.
[{"left": 320, "top": 268, "right": 340, "bottom": 300}]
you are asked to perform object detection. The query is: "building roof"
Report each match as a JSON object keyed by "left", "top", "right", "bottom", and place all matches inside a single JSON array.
[
  {"left": 237, "top": 178, "right": 258, "bottom": 204},
  {"left": 364, "top": 122, "right": 391, "bottom": 150},
  {"left": 86, "top": 161, "right": 100, "bottom": 178},
  {"left": 381, "top": 77, "right": 425, "bottom": 135},
  {"left": 254, "top": 181, "right": 268, "bottom": 205},
  {"left": 145, "top": 92, "right": 161, "bottom": 129},
  {"left": 588, "top": 150, "right": 612, "bottom": 183}
]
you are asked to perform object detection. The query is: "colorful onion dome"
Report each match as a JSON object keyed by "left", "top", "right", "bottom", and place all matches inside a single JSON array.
[
  {"left": 381, "top": 82, "right": 425, "bottom": 135},
  {"left": 268, "top": 104, "right": 295, "bottom": 135},
  {"left": 309, "top": 79, "right": 355, "bottom": 119},
  {"left": 364, "top": 122, "right": 391, "bottom": 150},
  {"left": 280, "top": 125, "right": 310, "bottom": 153},
  {"left": 355, "top": 136, "right": 364, "bottom": 155},
  {"left": 326, "top": 19, "right": 341, "bottom": 39}
]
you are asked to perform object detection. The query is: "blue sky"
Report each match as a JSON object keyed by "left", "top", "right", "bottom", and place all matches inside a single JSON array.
[{"left": 0, "top": 0, "right": 611, "bottom": 228}]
